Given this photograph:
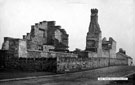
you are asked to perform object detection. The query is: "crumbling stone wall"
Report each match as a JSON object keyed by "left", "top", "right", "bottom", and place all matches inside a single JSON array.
[
  {"left": 102, "top": 37, "right": 116, "bottom": 58},
  {"left": 57, "top": 57, "right": 107, "bottom": 73},
  {"left": 2, "top": 37, "right": 27, "bottom": 58},
  {"left": 26, "top": 40, "right": 38, "bottom": 50},
  {"left": 109, "top": 38, "right": 116, "bottom": 58},
  {"left": 24, "top": 22, "right": 48, "bottom": 50},
  {"left": 102, "top": 50, "right": 109, "bottom": 57},
  {"left": 55, "top": 52, "right": 78, "bottom": 58},
  {"left": 1, "top": 39, "right": 9, "bottom": 50},
  {"left": 4, "top": 58, "right": 56, "bottom": 72},
  {"left": 27, "top": 50, "right": 41, "bottom": 58},
  {"left": 109, "top": 58, "right": 127, "bottom": 66},
  {"left": 128, "top": 58, "right": 133, "bottom": 66},
  {"left": 22, "top": 21, "right": 68, "bottom": 51},
  {"left": 18, "top": 40, "right": 27, "bottom": 57},
  {"left": 2, "top": 37, "right": 19, "bottom": 57},
  {"left": 27, "top": 51, "right": 77, "bottom": 58},
  {"left": 43, "top": 45, "right": 54, "bottom": 52},
  {"left": 57, "top": 57, "right": 128, "bottom": 73},
  {"left": 86, "top": 9, "right": 102, "bottom": 53},
  {"left": 0, "top": 50, "right": 128, "bottom": 73},
  {"left": 88, "top": 52, "right": 97, "bottom": 57},
  {"left": 54, "top": 29, "right": 62, "bottom": 42},
  {"left": 0, "top": 50, "right": 57, "bottom": 72}
]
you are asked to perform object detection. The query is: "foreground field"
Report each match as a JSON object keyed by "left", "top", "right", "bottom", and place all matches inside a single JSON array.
[{"left": 0, "top": 66, "right": 135, "bottom": 85}]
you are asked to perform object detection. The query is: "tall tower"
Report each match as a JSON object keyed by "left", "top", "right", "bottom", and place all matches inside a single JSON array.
[{"left": 86, "top": 9, "right": 102, "bottom": 57}]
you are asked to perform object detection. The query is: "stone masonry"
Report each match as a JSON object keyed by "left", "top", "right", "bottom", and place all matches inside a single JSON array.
[
  {"left": 85, "top": 9, "right": 116, "bottom": 58},
  {"left": 2, "top": 21, "right": 69, "bottom": 58},
  {"left": 0, "top": 8, "right": 132, "bottom": 73},
  {"left": 23, "top": 21, "right": 69, "bottom": 52},
  {"left": 102, "top": 37, "right": 116, "bottom": 58},
  {"left": 86, "top": 9, "right": 102, "bottom": 54}
]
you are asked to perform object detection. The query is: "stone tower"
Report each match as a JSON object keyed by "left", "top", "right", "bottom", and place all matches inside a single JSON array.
[{"left": 86, "top": 9, "right": 102, "bottom": 57}]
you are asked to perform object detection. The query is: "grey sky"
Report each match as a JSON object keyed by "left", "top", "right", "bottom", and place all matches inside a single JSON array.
[{"left": 0, "top": 0, "right": 135, "bottom": 63}]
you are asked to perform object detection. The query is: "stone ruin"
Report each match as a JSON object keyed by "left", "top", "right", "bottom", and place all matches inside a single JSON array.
[
  {"left": 0, "top": 8, "right": 132, "bottom": 73},
  {"left": 2, "top": 21, "right": 69, "bottom": 58}
]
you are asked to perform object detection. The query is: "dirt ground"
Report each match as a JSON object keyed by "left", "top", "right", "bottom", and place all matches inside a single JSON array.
[{"left": 0, "top": 66, "right": 135, "bottom": 85}]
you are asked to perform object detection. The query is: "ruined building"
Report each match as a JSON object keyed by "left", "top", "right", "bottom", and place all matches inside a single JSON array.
[
  {"left": 86, "top": 9, "right": 102, "bottom": 58},
  {"left": 23, "top": 21, "right": 69, "bottom": 52},
  {"left": 102, "top": 37, "right": 116, "bottom": 58},
  {"left": 0, "top": 8, "right": 132, "bottom": 73},
  {"left": 2, "top": 21, "right": 69, "bottom": 58},
  {"left": 85, "top": 9, "right": 116, "bottom": 58}
]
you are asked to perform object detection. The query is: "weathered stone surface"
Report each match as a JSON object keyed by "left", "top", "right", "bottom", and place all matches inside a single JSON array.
[
  {"left": 102, "top": 50, "right": 109, "bottom": 57},
  {"left": 86, "top": 8, "right": 102, "bottom": 58},
  {"left": 2, "top": 37, "right": 20, "bottom": 57},
  {"left": 116, "top": 52, "right": 128, "bottom": 59},
  {"left": 1, "top": 20, "right": 69, "bottom": 58},
  {"left": 85, "top": 9, "right": 117, "bottom": 59},
  {"left": 102, "top": 37, "right": 116, "bottom": 58},
  {"left": 18, "top": 40, "right": 27, "bottom": 57},
  {"left": 43, "top": 45, "right": 55, "bottom": 52},
  {"left": 88, "top": 52, "right": 97, "bottom": 57},
  {"left": 27, "top": 50, "right": 41, "bottom": 58},
  {"left": 55, "top": 52, "right": 78, "bottom": 58},
  {"left": 116, "top": 52, "right": 133, "bottom": 66},
  {"left": 54, "top": 29, "right": 62, "bottom": 42},
  {"left": 0, "top": 8, "right": 132, "bottom": 73},
  {"left": 1, "top": 38, "right": 9, "bottom": 50},
  {"left": 26, "top": 51, "right": 78, "bottom": 58},
  {"left": 1, "top": 56, "right": 57, "bottom": 72},
  {"left": 57, "top": 57, "right": 127, "bottom": 73},
  {"left": 128, "top": 57, "right": 133, "bottom": 66}
]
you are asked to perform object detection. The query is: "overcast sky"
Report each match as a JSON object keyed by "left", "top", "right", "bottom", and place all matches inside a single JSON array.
[{"left": 0, "top": 0, "right": 135, "bottom": 63}]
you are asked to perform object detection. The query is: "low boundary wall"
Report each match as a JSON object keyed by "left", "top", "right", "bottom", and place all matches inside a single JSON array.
[
  {"left": 57, "top": 57, "right": 128, "bottom": 73},
  {"left": 0, "top": 50, "right": 128, "bottom": 73}
]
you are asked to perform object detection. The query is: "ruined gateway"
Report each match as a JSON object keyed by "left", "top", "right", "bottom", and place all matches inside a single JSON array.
[{"left": 0, "top": 9, "right": 132, "bottom": 73}]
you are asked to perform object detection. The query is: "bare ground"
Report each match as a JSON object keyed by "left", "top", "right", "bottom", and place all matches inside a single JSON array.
[{"left": 0, "top": 66, "right": 135, "bottom": 85}]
